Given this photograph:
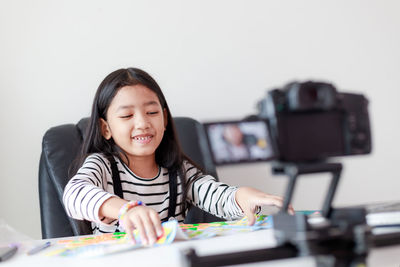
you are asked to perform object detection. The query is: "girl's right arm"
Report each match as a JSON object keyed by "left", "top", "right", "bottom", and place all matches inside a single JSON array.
[
  {"left": 63, "top": 154, "right": 162, "bottom": 245},
  {"left": 62, "top": 154, "right": 116, "bottom": 224},
  {"left": 99, "top": 197, "right": 163, "bottom": 246}
]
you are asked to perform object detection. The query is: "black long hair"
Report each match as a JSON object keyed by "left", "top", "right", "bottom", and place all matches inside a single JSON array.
[{"left": 72, "top": 67, "right": 199, "bottom": 216}]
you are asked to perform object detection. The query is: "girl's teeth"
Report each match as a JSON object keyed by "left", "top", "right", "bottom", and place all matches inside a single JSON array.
[{"left": 134, "top": 136, "right": 150, "bottom": 140}]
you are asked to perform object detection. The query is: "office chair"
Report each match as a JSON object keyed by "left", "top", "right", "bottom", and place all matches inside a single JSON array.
[{"left": 39, "top": 117, "right": 222, "bottom": 239}]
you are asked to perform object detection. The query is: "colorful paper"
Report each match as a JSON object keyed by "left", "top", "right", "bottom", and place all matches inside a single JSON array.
[
  {"left": 180, "top": 214, "right": 272, "bottom": 239},
  {"left": 48, "top": 215, "right": 272, "bottom": 258},
  {"left": 49, "top": 220, "right": 182, "bottom": 257}
]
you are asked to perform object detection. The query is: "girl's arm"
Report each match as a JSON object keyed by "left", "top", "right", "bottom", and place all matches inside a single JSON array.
[
  {"left": 62, "top": 154, "right": 116, "bottom": 223},
  {"left": 185, "top": 163, "right": 243, "bottom": 220},
  {"left": 99, "top": 197, "right": 163, "bottom": 246},
  {"left": 64, "top": 154, "right": 162, "bottom": 245},
  {"left": 235, "top": 187, "right": 294, "bottom": 225},
  {"left": 98, "top": 196, "right": 127, "bottom": 219},
  {"left": 185, "top": 162, "right": 293, "bottom": 224}
]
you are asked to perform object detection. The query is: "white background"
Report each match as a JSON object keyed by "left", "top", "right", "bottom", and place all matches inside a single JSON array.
[{"left": 0, "top": 0, "right": 399, "bottom": 239}]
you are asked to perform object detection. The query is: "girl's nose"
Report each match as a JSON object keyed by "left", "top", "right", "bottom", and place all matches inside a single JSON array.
[{"left": 134, "top": 112, "right": 150, "bottom": 129}]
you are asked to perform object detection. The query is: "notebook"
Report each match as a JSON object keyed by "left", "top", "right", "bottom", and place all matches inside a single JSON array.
[{"left": 365, "top": 201, "right": 400, "bottom": 228}]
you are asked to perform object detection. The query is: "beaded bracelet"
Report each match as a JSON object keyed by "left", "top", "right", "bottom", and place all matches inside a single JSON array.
[{"left": 118, "top": 200, "right": 143, "bottom": 230}]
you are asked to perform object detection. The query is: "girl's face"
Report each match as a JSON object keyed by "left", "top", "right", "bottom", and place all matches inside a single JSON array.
[{"left": 100, "top": 84, "right": 167, "bottom": 164}]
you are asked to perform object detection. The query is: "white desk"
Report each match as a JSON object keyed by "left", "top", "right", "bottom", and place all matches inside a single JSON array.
[{"left": 2, "top": 229, "right": 400, "bottom": 267}]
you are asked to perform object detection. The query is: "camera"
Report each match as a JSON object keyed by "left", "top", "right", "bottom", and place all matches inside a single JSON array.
[
  {"left": 203, "top": 81, "right": 371, "bottom": 165},
  {"left": 186, "top": 83, "right": 400, "bottom": 267},
  {"left": 257, "top": 81, "right": 372, "bottom": 162},
  {"left": 191, "top": 83, "right": 385, "bottom": 267}
]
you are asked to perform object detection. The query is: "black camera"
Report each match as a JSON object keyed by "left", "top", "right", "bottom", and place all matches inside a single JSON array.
[
  {"left": 203, "top": 81, "right": 371, "bottom": 165},
  {"left": 193, "top": 83, "right": 387, "bottom": 267},
  {"left": 257, "top": 81, "right": 372, "bottom": 162}
]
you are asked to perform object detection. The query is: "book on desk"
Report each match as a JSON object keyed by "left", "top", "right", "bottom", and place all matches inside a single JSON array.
[{"left": 365, "top": 201, "right": 400, "bottom": 234}]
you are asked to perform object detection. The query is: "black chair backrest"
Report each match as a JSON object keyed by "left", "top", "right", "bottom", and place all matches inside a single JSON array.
[{"left": 39, "top": 117, "right": 221, "bottom": 239}]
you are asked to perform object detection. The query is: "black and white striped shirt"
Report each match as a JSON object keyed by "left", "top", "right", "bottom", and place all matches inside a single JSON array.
[{"left": 63, "top": 153, "right": 243, "bottom": 234}]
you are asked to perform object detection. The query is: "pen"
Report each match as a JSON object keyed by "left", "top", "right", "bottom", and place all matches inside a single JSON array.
[
  {"left": 27, "top": 241, "right": 51, "bottom": 255},
  {"left": 0, "top": 245, "right": 18, "bottom": 262}
]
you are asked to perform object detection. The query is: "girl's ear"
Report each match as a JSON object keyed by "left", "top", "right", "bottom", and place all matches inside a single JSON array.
[
  {"left": 100, "top": 118, "right": 112, "bottom": 140},
  {"left": 163, "top": 109, "right": 168, "bottom": 130}
]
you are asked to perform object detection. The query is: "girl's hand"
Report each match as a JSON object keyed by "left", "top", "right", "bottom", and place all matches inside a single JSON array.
[
  {"left": 235, "top": 187, "right": 295, "bottom": 225},
  {"left": 121, "top": 205, "right": 163, "bottom": 246}
]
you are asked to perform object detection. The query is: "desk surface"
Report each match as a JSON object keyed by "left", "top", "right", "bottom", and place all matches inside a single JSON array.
[{"left": 2, "top": 229, "right": 400, "bottom": 267}]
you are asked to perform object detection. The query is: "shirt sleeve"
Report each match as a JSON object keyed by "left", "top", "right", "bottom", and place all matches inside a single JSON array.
[
  {"left": 62, "top": 154, "right": 115, "bottom": 224},
  {"left": 184, "top": 162, "right": 244, "bottom": 220}
]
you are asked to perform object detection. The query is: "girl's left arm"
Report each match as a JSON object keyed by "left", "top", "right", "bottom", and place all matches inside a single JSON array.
[
  {"left": 185, "top": 163, "right": 293, "bottom": 224},
  {"left": 235, "top": 187, "right": 294, "bottom": 225},
  {"left": 187, "top": 175, "right": 243, "bottom": 220},
  {"left": 184, "top": 163, "right": 243, "bottom": 220}
]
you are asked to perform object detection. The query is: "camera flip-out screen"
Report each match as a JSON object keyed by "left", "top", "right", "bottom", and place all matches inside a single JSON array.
[{"left": 203, "top": 120, "right": 276, "bottom": 165}]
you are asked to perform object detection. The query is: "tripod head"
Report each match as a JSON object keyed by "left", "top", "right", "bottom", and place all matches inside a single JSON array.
[
  {"left": 182, "top": 161, "right": 394, "bottom": 267},
  {"left": 182, "top": 160, "right": 400, "bottom": 267},
  {"left": 270, "top": 161, "right": 371, "bottom": 266}
]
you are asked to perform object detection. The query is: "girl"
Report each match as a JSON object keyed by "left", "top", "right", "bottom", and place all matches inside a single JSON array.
[{"left": 63, "top": 67, "right": 292, "bottom": 246}]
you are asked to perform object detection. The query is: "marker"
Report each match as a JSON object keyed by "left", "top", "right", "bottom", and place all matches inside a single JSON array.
[
  {"left": 0, "top": 245, "right": 18, "bottom": 262},
  {"left": 27, "top": 241, "right": 51, "bottom": 255}
]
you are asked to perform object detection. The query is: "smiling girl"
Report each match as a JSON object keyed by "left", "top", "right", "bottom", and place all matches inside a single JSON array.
[{"left": 63, "top": 67, "right": 292, "bottom": 246}]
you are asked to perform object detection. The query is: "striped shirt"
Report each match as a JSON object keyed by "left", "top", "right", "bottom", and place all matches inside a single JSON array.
[{"left": 62, "top": 153, "right": 243, "bottom": 234}]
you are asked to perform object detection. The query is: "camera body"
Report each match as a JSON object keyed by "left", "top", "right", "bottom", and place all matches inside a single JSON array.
[{"left": 257, "top": 81, "right": 372, "bottom": 162}]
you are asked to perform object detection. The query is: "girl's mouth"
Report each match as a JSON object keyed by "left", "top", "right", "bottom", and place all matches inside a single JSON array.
[{"left": 132, "top": 135, "right": 153, "bottom": 144}]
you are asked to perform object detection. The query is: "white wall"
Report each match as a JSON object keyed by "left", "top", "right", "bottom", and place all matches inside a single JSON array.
[{"left": 0, "top": 0, "right": 399, "bottom": 239}]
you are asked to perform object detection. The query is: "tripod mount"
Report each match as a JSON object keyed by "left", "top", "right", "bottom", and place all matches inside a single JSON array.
[{"left": 181, "top": 161, "right": 400, "bottom": 267}]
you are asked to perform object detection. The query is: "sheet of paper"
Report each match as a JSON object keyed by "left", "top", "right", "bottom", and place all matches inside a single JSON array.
[{"left": 47, "top": 215, "right": 272, "bottom": 258}]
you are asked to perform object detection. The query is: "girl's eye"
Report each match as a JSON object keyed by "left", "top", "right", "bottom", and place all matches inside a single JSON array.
[
  {"left": 148, "top": 111, "right": 159, "bottom": 115},
  {"left": 120, "top": 114, "right": 133, "bottom": 119}
]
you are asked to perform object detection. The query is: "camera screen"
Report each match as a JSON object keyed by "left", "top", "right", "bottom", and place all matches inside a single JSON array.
[{"left": 203, "top": 119, "right": 276, "bottom": 165}]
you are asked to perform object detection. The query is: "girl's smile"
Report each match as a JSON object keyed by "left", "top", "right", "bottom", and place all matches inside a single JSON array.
[{"left": 132, "top": 133, "right": 154, "bottom": 144}]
